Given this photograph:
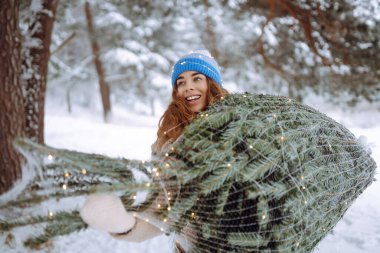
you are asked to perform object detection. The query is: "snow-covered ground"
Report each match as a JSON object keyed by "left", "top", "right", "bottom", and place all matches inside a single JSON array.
[{"left": 1, "top": 102, "right": 379, "bottom": 253}]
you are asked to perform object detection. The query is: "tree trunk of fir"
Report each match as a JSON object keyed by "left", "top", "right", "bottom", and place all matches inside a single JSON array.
[
  {"left": 84, "top": 1, "right": 111, "bottom": 122},
  {"left": 203, "top": 0, "right": 219, "bottom": 60},
  {"left": 22, "top": 0, "right": 59, "bottom": 144},
  {"left": 0, "top": 0, "right": 24, "bottom": 194}
]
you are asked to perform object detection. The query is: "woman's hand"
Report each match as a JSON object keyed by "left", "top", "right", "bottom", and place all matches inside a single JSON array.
[{"left": 80, "top": 194, "right": 136, "bottom": 234}]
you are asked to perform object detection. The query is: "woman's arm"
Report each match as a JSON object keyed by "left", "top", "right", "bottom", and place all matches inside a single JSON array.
[
  {"left": 110, "top": 217, "right": 162, "bottom": 242},
  {"left": 80, "top": 194, "right": 165, "bottom": 242}
]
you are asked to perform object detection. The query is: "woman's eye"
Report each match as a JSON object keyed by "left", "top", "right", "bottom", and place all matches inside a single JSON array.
[
  {"left": 194, "top": 77, "right": 202, "bottom": 81},
  {"left": 177, "top": 81, "right": 184, "bottom": 86}
]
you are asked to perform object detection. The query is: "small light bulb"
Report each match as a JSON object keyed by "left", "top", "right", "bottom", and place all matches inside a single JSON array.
[
  {"left": 296, "top": 242, "right": 300, "bottom": 246},
  {"left": 157, "top": 204, "right": 161, "bottom": 208},
  {"left": 249, "top": 145, "right": 253, "bottom": 149},
  {"left": 163, "top": 218, "right": 167, "bottom": 222},
  {"left": 168, "top": 192, "right": 171, "bottom": 195},
  {"left": 221, "top": 96, "right": 224, "bottom": 100},
  {"left": 62, "top": 184, "right": 67, "bottom": 190},
  {"left": 152, "top": 167, "right": 157, "bottom": 172},
  {"left": 304, "top": 200, "right": 307, "bottom": 204},
  {"left": 227, "top": 163, "right": 231, "bottom": 167},
  {"left": 205, "top": 114, "right": 209, "bottom": 117},
  {"left": 145, "top": 218, "right": 149, "bottom": 222},
  {"left": 262, "top": 214, "right": 266, "bottom": 220},
  {"left": 302, "top": 186, "right": 306, "bottom": 190},
  {"left": 301, "top": 175, "right": 304, "bottom": 180},
  {"left": 167, "top": 207, "right": 171, "bottom": 211},
  {"left": 164, "top": 131, "right": 167, "bottom": 135},
  {"left": 156, "top": 172, "right": 160, "bottom": 176},
  {"left": 165, "top": 153, "right": 169, "bottom": 157},
  {"left": 133, "top": 195, "right": 137, "bottom": 200},
  {"left": 165, "top": 163, "right": 170, "bottom": 168},
  {"left": 48, "top": 211, "right": 54, "bottom": 218},
  {"left": 160, "top": 228, "right": 164, "bottom": 231},
  {"left": 47, "top": 154, "right": 53, "bottom": 160},
  {"left": 64, "top": 172, "right": 70, "bottom": 178},
  {"left": 81, "top": 169, "right": 87, "bottom": 175},
  {"left": 146, "top": 183, "right": 151, "bottom": 187},
  {"left": 141, "top": 160, "right": 145, "bottom": 164}
]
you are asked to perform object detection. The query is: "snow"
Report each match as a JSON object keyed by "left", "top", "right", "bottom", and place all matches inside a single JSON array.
[
  {"left": 29, "top": 0, "right": 43, "bottom": 13},
  {"left": 96, "top": 12, "right": 133, "bottom": 29},
  {"left": 1, "top": 101, "right": 379, "bottom": 253},
  {"left": 104, "top": 48, "right": 142, "bottom": 68},
  {"left": 264, "top": 23, "right": 279, "bottom": 47},
  {"left": 352, "top": 0, "right": 380, "bottom": 23}
]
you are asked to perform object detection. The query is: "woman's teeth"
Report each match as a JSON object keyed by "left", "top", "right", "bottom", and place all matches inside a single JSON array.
[{"left": 186, "top": 95, "right": 201, "bottom": 101}]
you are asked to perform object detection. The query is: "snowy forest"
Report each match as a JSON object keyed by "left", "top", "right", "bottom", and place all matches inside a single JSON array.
[{"left": 1, "top": 0, "right": 380, "bottom": 253}]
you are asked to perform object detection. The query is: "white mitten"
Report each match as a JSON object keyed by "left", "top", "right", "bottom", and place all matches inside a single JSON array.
[{"left": 80, "top": 194, "right": 136, "bottom": 234}]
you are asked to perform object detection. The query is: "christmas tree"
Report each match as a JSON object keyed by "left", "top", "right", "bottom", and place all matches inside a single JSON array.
[{"left": 0, "top": 93, "right": 376, "bottom": 252}]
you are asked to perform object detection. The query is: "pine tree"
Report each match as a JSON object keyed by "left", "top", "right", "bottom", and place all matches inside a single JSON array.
[{"left": 1, "top": 93, "right": 376, "bottom": 252}]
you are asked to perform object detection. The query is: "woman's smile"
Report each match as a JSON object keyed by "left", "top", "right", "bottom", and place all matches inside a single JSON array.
[{"left": 176, "top": 71, "right": 208, "bottom": 112}]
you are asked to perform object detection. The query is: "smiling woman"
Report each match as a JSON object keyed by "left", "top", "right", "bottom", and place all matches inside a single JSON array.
[
  {"left": 155, "top": 49, "right": 229, "bottom": 151},
  {"left": 176, "top": 71, "right": 209, "bottom": 113},
  {"left": 79, "top": 49, "right": 229, "bottom": 252}
]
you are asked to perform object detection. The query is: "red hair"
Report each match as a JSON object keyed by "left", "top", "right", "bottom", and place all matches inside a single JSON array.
[{"left": 156, "top": 77, "right": 229, "bottom": 150}]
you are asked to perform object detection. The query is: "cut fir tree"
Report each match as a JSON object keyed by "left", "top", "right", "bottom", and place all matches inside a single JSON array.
[{"left": 1, "top": 93, "right": 376, "bottom": 253}]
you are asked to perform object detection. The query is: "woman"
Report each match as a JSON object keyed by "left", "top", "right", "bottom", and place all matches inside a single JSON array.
[
  {"left": 153, "top": 49, "right": 228, "bottom": 158},
  {"left": 80, "top": 49, "right": 229, "bottom": 252}
]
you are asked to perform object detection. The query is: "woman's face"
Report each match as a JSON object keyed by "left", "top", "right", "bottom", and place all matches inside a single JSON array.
[{"left": 176, "top": 71, "right": 208, "bottom": 112}]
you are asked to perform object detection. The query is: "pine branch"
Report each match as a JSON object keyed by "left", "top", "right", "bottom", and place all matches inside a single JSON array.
[{"left": 1, "top": 93, "right": 376, "bottom": 253}]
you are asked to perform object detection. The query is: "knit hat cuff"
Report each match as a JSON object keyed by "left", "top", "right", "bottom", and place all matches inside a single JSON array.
[{"left": 171, "top": 58, "right": 222, "bottom": 86}]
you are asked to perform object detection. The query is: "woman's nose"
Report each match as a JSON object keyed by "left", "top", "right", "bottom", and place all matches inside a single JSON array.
[{"left": 185, "top": 81, "right": 195, "bottom": 91}]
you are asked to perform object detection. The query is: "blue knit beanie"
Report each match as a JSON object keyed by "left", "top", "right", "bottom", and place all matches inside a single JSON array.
[{"left": 171, "top": 49, "right": 222, "bottom": 87}]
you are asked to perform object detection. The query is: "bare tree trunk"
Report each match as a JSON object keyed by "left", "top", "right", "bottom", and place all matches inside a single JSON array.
[
  {"left": 203, "top": 0, "right": 219, "bottom": 59},
  {"left": 0, "top": 0, "right": 24, "bottom": 194},
  {"left": 84, "top": 1, "right": 111, "bottom": 122},
  {"left": 22, "top": 0, "right": 59, "bottom": 144},
  {"left": 51, "top": 32, "right": 76, "bottom": 56},
  {"left": 66, "top": 88, "right": 72, "bottom": 113}
]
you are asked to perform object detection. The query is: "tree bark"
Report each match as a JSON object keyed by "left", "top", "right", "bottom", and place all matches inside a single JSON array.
[
  {"left": 0, "top": 0, "right": 24, "bottom": 194},
  {"left": 84, "top": 1, "right": 111, "bottom": 122},
  {"left": 22, "top": 0, "right": 59, "bottom": 144}
]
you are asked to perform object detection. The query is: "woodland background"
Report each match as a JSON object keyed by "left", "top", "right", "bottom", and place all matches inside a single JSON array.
[{"left": 0, "top": 1, "right": 379, "bottom": 252}]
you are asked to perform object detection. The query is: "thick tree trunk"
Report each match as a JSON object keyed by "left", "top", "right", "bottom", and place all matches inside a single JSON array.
[
  {"left": 22, "top": 0, "right": 59, "bottom": 144},
  {"left": 0, "top": 0, "right": 24, "bottom": 194},
  {"left": 84, "top": 1, "right": 111, "bottom": 122}
]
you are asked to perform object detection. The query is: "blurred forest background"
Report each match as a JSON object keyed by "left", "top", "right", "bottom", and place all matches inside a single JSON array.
[
  {"left": 1, "top": 0, "right": 379, "bottom": 193},
  {"left": 45, "top": 0, "right": 380, "bottom": 114}
]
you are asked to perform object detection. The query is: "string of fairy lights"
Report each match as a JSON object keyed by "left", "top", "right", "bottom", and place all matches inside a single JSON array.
[
  {"left": 156, "top": 95, "right": 372, "bottom": 251},
  {"left": 38, "top": 94, "right": 375, "bottom": 252}
]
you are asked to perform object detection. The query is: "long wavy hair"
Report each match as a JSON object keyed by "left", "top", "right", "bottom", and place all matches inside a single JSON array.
[{"left": 156, "top": 77, "right": 229, "bottom": 151}]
